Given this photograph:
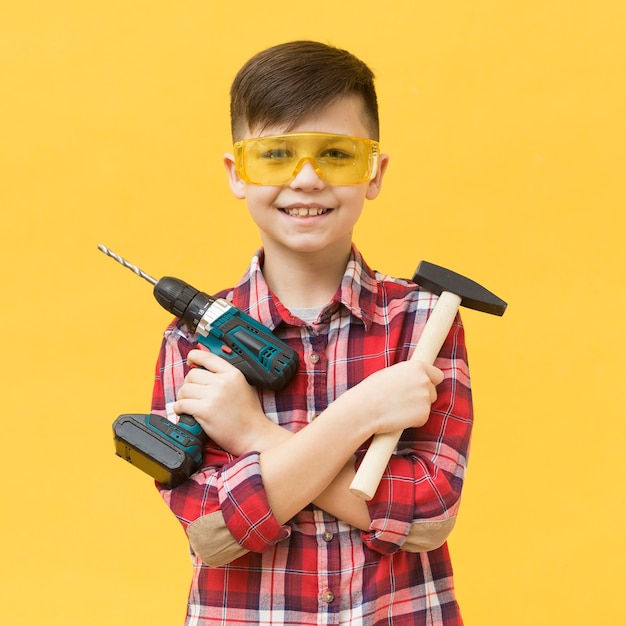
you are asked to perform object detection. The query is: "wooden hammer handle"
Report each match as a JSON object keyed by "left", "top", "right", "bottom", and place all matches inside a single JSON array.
[{"left": 349, "top": 291, "right": 462, "bottom": 501}]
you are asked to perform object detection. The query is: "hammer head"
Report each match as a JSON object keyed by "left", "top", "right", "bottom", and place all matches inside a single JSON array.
[{"left": 413, "top": 261, "right": 507, "bottom": 316}]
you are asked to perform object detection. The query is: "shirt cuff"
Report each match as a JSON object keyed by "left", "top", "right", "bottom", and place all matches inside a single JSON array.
[
  {"left": 357, "top": 453, "right": 415, "bottom": 554},
  {"left": 218, "top": 451, "right": 291, "bottom": 552}
]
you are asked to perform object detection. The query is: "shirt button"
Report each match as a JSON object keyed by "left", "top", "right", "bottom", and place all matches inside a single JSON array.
[
  {"left": 309, "top": 353, "right": 320, "bottom": 364},
  {"left": 322, "top": 531, "right": 333, "bottom": 542},
  {"left": 322, "top": 590, "right": 335, "bottom": 603}
]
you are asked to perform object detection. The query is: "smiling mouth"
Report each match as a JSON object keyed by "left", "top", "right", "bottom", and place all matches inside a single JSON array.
[{"left": 282, "top": 207, "right": 331, "bottom": 217}]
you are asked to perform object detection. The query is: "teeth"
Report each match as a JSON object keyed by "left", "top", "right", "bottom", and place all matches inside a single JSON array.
[{"left": 285, "top": 207, "right": 328, "bottom": 217}]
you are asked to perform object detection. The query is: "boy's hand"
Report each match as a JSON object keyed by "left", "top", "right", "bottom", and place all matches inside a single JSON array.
[
  {"left": 347, "top": 360, "right": 444, "bottom": 436},
  {"left": 173, "top": 349, "right": 275, "bottom": 456}
]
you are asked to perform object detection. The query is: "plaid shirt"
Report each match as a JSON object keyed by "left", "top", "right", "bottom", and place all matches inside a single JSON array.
[{"left": 151, "top": 246, "right": 472, "bottom": 625}]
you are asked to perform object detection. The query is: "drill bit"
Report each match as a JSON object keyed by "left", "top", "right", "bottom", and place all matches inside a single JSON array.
[{"left": 97, "top": 244, "right": 157, "bottom": 285}]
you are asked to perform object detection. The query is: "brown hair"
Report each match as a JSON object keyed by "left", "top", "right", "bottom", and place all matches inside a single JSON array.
[{"left": 229, "top": 41, "right": 380, "bottom": 141}]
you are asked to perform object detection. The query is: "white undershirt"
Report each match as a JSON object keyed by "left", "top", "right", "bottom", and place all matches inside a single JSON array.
[{"left": 289, "top": 306, "right": 324, "bottom": 324}]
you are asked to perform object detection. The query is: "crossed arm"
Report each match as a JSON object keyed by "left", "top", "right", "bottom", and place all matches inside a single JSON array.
[{"left": 156, "top": 322, "right": 471, "bottom": 566}]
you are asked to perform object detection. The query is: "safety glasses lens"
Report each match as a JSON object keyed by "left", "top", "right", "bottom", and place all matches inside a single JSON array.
[{"left": 235, "top": 133, "right": 378, "bottom": 185}]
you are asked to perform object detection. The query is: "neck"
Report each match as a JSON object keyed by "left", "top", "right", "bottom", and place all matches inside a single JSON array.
[{"left": 261, "top": 242, "right": 351, "bottom": 308}]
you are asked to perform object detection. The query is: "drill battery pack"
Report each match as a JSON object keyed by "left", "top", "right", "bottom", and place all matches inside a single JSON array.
[{"left": 113, "top": 413, "right": 204, "bottom": 488}]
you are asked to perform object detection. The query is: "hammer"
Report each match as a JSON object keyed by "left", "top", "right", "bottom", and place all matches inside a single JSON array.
[{"left": 349, "top": 261, "right": 507, "bottom": 501}]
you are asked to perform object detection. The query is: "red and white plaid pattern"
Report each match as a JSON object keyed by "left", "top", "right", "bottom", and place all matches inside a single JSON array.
[{"left": 152, "top": 246, "right": 472, "bottom": 625}]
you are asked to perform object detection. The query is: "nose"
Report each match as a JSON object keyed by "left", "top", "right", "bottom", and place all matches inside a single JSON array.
[{"left": 289, "top": 157, "right": 326, "bottom": 189}]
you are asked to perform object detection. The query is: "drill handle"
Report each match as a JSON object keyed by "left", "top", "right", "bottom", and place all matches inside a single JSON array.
[{"left": 177, "top": 412, "right": 207, "bottom": 437}]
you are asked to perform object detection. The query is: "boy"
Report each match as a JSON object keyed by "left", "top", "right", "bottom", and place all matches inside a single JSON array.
[{"left": 152, "top": 41, "right": 472, "bottom": 625}]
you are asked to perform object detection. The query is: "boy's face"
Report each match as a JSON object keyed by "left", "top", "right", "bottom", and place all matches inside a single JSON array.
[{"left": 224, "top": 95, "right": 389, "bottom": 259}]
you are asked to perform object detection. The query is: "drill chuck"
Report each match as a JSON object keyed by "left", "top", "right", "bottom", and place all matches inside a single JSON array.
[{"left": 153, "top": 276, "right": 215, "bottom": 333}]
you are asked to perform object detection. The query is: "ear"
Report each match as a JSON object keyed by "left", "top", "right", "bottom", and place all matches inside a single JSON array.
[
  {"left": 223, "top": 153, "right": 246, "bottom": 199},
  {"left": 365, "top": 153, "right": 389, "bottom": 200}
]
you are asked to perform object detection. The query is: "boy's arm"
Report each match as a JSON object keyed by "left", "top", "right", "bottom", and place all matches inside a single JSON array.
[
  {"left": 175, "top": 351, "right": 451, "bottom": 565},
  {"left": 251, "top": 323, "right": 470, "bottom": 555},
  {"left": 356, "top": 318, "right": 472, "bottom": 554},
  {"left": 238, "top": 317, "right": 471, "bottom": 555},
  {"left": 156, "top": 317, "right": 471, "bottom": 565},
  {"left": 151, "top": 325, "right": 290, "bottom": 566}
]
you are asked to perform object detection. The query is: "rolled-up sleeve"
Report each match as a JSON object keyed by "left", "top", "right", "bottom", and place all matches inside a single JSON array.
[{"left": 161, "top": 452, "right": 290, "bottom": 566}]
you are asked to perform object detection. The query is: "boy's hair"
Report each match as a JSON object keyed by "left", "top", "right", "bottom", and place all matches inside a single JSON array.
[{"left": 230, "top": 41, "right": 380, "bottom": 141}]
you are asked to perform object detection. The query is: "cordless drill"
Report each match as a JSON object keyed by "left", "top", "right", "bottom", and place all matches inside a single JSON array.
[{"left": 98, "top": 245, "right": 299, "bottom": 488}]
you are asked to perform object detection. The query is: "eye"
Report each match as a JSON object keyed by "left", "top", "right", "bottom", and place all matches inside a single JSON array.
[
  {"left": 321, "top": 148, "right": 354, "bottom": 160},
  {"left": 261, "top": 148, "right": 292, "bottom": 161}
]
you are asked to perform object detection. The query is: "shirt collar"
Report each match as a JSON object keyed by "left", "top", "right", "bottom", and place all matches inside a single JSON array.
[
  {"left": 336, "top": 245, "right": 377, "bottom": 329},
  {"left": 229, "top": 245, "right": 378, "bottom": 331}
]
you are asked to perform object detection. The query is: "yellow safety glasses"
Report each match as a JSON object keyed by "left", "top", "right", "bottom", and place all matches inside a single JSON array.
[{"left": 233, "top": 132, "right": 380, "bottom": 186}]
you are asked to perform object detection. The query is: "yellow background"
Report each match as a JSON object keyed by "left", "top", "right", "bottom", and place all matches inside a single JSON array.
[{"left": 2, "top": 1, "right": 625, "bottom": 624}]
